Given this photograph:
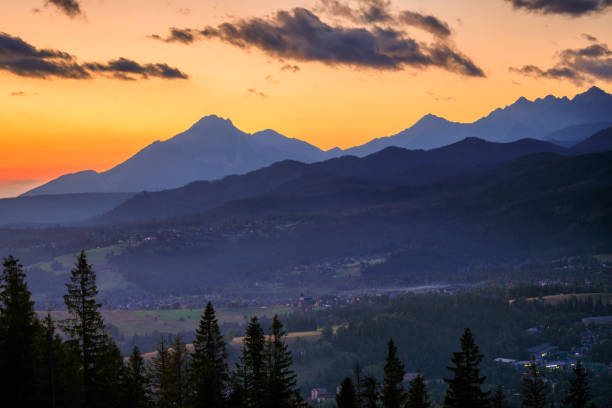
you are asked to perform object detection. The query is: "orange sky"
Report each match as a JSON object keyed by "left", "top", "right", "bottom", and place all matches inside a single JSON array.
[{"left": 1, "top": 0, "right": 611, "bottom": 197}]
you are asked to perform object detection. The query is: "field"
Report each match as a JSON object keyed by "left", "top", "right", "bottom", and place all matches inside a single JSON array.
[
  {"left": 514, "top": 293, "right": 612, "bottom": 305},
  {"left": 38, "top": 306, "right": 294, "bottom": 337},
  {"left": 28, "top": 244, "right": 128, "bottom": 291}
]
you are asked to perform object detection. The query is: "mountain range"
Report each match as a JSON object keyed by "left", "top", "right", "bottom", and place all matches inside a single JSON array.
[
  {"left": 21, "top": 86, "right": 612, "bottom": 197},
  {"left": 2, "top": 124, "right": 610, "bottom": 226}
]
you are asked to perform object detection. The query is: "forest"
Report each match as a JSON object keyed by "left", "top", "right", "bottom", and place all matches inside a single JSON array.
[{"left": 1, "top": 253, "right": 608, "bottom": 407}]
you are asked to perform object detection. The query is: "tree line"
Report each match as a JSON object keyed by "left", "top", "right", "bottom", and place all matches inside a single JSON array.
[
  {"left": 335, "top": 329, "right": 596, "bottom": 408},
  {"left": 0, "top": 253, "right": 300, "bottom": 408},
  {"left": 0, "top": 253, "right": 599, "bottom": 407}
]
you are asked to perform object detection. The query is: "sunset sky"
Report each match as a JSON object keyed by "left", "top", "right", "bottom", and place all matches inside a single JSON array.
[{"left": 1, "top": 0, "right": 611, "bottom": 197}]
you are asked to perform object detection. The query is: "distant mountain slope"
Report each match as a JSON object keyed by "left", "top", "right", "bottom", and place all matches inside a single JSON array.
[
  {"left": 108, "top": 150, "right": 612, "bottom": 291},
  {"left": 23, "top": 116, "right": 330, "bottom": 197},
  {"left": 97, "top": 136, "right": 570, "bottom": 223},
  {"left": 573, "top": 126, "right": 612, "bottom": 154},
  {"left": 542, "top": 122, "right": 612, "bottom": 146},
  {"left": 0, "top": 193, "right": 133, "bottom": 226},
  {"left": 22, "top": 87, "right": 612, "bottom": 197},
  {"left": 344, "top": 86, "right": 612, "bottom": 155}
]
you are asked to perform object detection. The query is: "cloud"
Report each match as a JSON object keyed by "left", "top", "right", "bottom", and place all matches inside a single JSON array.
[
  {"left": 247, "top": 88, "right": 269, "bottom": 98},
  {"left": 510, "top": 42, "right": 612, "bottom": 84},
  {"left": 317, "top": 0, "right": 393, "bottom": 23},
  {"left": 10, "top": 91, "right": 26, "bottom": 96},
  {"left": 150, "top": 28, "right": 198, "bottom": 44},
  {"left": 0, "top": 32, "right": 188, "bottom": 80},
  {"left": 153, "top": 8, "right": 483, "bottom": 76},
  {"left": 398, "top": 11, "right": 451, "bottom": 38},
  {"left": 281, "top": 64, "right": 300, "bottom": 72},
  {"left": 83, "top": 58, "right": 189, "bottom": 80},
  {"left": 504, "top": 0, "right": 612, "bottom": 16},
  {"left": 46, "top": 0, "right": 82, "bottom": 18},
  {"left": 317, "top": 0, "right": 451, "bottom": 38},
  {"left": 582, "top": 33, "right": 598, "bottom": 42}
]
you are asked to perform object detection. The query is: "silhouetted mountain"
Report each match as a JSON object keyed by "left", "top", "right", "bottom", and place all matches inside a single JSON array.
[
  {"left": 105, "top": 150, "right": 612, "bottom": 291},
  {"left": 97, "top": 136, "right": 571, "bottom": 223},
  {"left": 345, "top": 86, "right": 612, "bottom": 155},
  {"left": 542, "top": 122, "right": 612, "bottom": 146},
  {"left": 23, "top": 115, "right": 330, "bottom": 196},
  {"left": 22, "top": 87, "right": 611, "bottom": 196},
  {"left": 573, "top": 126, "right": 612, "bottom": 154},
  {"left": 0, "top": 193, "right": 133, "bottom": 226}
]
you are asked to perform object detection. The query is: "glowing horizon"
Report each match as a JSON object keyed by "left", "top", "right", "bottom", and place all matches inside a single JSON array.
[{"left": 1, "top": 0, "right": 611, "bottom": 197}]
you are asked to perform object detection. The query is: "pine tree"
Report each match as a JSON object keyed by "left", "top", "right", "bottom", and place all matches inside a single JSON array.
[
  {"left": 443, "top": 328, "right": 490, "bottom": 408},
  {"left": 192, "top": 302, "right": 228, "bottom": 408},
  {"left": 406, "top": 373, "right": 430, "bottom": 408},
  {"left": 0, "top": 256, "right": 38, "bottom": 406},
  {"left": 354, "top": 362, "right": 363, "bottom": 408},
  {"left": 563, "top": 361, "right": 592, "bottom": 408},
  {"left": 264, "top": 315, "right": 299, "bottom": 408},
  {"left": 62, "top": 250, "right": 117, "bottom": 408},
  {"left": 152, "top": 336, "right": 173, "bottom": 408},
  {"left": 235, "top": 316, "right": 267, "bottom": 408},
  {"left": 381, "top": 339, "right": 406, "bottom": 408},
  {"left": 168, "top": 335, "right": 193, "bottom": 408},
  {"left": 521, "top": 360, "right": 547, "bottom": 408},
  {"left": 337, "top": 377, "right": 358, "bottom": 408},
  {"left": 227, "top": 363, "right": 248, "bottom": 407},
  {"left": 361, "top": 374, "right": 379, "bottom": 408},
  {"left": 121, "top": 346, "right": 152, "bottom": 408},
  {"left": 492, "top": 385, "right": 508, "bottom": 408}
]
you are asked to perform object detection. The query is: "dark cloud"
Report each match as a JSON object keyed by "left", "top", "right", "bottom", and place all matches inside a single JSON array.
[
  {"left": 582, "top": 33, "right": 598, "bottom": 42},
  {"left": 281, "top": 64, "right": 300, "bottom": 72},
  {"left": 504, "top": 0, "right": 612, "bottom": 16},
  {"left": 398, "top": 11, "right": 451, "bottom": 38},
  {"left": 510, "top": 42, "right": 612, "bottom": 83},
  {"left": 317, "top": 0, "right": 451, "bottom": 38},
  {"left": 83, "top": 58, "right": 189, "bottom": 80},
  {"left": 155, "top": 8, "right": 483, "bottom": 76},
  {"left": 46, "top": 0, "right": 82, "bottom": 18},
  {"left": 247, "top": 88, "right": 269, "bottom": 98},
  {"left": 317, "top": 0, "right": 392, "bottom": 23},
  {"left": 0, "top": 32, "right": 188, "bottom": 80},
  {"left": 150, "top": 28, "right": 198, "bottom": 44}
]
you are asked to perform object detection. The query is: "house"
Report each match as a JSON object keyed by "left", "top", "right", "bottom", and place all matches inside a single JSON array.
[
  {"left": 582, "top": 316, "right": 612, "bottom": 325},
  {"left": 494, "top": 358, "right": 517, "bottom": 364},
  {"left": 527, "top": 343, "right": 558, "bottom": 360},
  {"left": 310, "top": 388, "right": 336, "bottom": 402}
]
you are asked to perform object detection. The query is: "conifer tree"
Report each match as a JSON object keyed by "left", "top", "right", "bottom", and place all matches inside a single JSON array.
[
  {"left": 381, "top": 339, "right": 406, "bottom": 408},
  {"left": 62, "top": 250, "right": 117, "bottom": 408},
  {"left": 236, "top": 316, "right": 267, "bottom": 408},
  {"left": 168, "top": 335, "right": 193, "bottom": 408},
  {"left": 152, "top": 336, "right": 173, "bottom": 408},
  {"left": 406, "top": 373, "right": 431, "bottom": 408},
  {"left": 354, "top": 361, "right": 363, "bottom": 408},
  {"left": 192, "top": 301, "right": 228, "bottom": 408},
  {"left": 0, "top": 256, "right": 38, "bottom": 406},
  {"left": 563, "top": 361, "right": 593, "bottom": 408},
  {"left": 264, "top": 315, "right": 299, "bottom": 408},
  {"left": 121, "top": 346, "right": 152, "bottom": 408},
  {"left": 361, "top": 374, "right": 380, "bottom": 408},
  {"left": 492, "top": 385, "right": 508, "bottom": 408},
  {"left": 521, "top": 360, "right": 547, "bottom": 408},
  {"left": 227, "top": 364, "right": 248, "bottom": 407},
  {"left": 337, "top": 377, "right": 358, "bottom": 408},
  {"left": 443, "top": 328, "right": 490, "bottom": 408}
]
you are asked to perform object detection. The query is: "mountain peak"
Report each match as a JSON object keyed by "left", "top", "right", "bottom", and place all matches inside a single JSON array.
[
  {"left": 190, "top": 114, "right": 235, "bottom": 130},
  {"left": 414, "top": 113, "right": 450, "bottom": 126}
]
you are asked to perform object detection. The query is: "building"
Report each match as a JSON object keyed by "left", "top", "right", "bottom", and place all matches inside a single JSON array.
[
  {"left": 527, "top": 343, "right": 558, "bottom": 360},
  {"left": 310, "top": 388, "right": 336, "bottom": 403}
]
